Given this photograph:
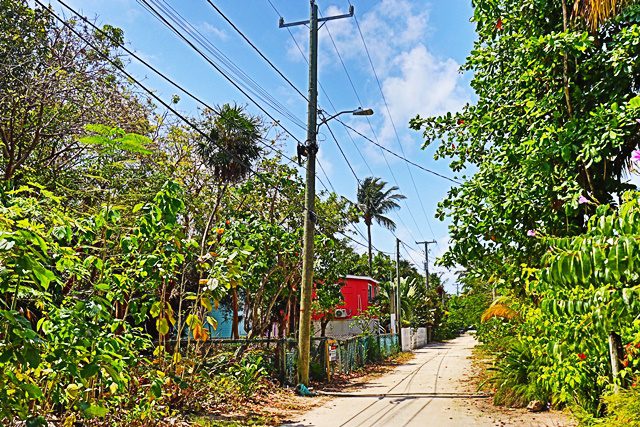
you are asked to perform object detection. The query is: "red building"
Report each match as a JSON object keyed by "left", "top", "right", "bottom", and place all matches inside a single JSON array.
[{"left": 313, "top": 275, "right": 379, "bottom": 320}]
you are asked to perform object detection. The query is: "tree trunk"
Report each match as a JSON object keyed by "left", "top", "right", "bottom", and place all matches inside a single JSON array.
[
  {"left": 200, "top": 182, "right": 229, "bottom": 258},
  {"left": 367, "top": 222, "right": 373, "bottom": 277},
  {"left": 320, "top": 318, "right": 329, "bottom": 337},
  {"left": 231, "top": 286, "right": 240, "bottom": 339},
  {"left": 609, "top": 331, "right": 624, "bottom": 392}
]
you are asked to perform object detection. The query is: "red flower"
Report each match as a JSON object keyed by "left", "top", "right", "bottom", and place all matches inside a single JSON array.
[
  {"left": 578, "top": 353, "right": 587, "bottom": 360},
  {"left": 457, "top": 118, "right": 465, "bottom": 125},
  {"left": 225, "top": 220, "right": 230, "bottom": 226},
  {"left": 496, "top": 18, "right": 503, "bottom": 30}
]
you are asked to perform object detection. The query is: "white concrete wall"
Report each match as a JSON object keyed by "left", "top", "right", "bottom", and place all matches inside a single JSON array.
[
  {"left": 401, "top": 327, "right": 429, "bottom": 351},
  {"left": 313, "top": 319, "right": 378, "bottom": 338}
]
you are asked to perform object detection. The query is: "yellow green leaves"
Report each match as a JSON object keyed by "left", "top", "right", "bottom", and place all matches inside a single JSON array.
[
  {"left": 78, "top": 124, "right": 153, "bottom": 155},
  {"left": 156, "top": 318, "right": 169, "bottom": 336},
  {"left": 150, "top": 301, "right": 176, "bottom": 337}
]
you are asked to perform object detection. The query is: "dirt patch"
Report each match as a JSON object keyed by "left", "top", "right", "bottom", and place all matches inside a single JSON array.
[
  {"left": 170, "top": 353, "right": 415, "bottom": 426},
  {"left": 466, "top": 347, "right": 577, "bottom": 427}
]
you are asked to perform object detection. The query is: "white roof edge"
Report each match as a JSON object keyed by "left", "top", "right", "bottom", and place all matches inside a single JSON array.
[{"left": 345, "top": 275, "right": 379, "bottom": 284}]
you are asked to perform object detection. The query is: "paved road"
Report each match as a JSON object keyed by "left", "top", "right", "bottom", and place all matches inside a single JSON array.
[{"left": 285, "top": 334, "right": 571, "bottom": 427}]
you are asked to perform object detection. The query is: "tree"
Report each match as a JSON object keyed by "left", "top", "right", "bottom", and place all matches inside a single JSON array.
[
  {"left": 356, "top": 177, "right": 406, "bottom": 276},
  {"left": 410, "top": 0, "right": 640, "bottom": 414},
  {"left": 0, "top": 0, "right": 150, "bottom": 184},
  {"left": 196, "top": 104, "right": 263, "bottom": 339}
]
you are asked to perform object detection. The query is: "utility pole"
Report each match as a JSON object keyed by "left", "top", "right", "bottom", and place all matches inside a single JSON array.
[
  {"left": 416, "top": 240, "right": 436, "bottom": 289},
  {"left": 396, "top": 238, "right": 402, "bottom": 349},
  {"left": 279, "top": 1, "right": 355, "bottom": 387}
]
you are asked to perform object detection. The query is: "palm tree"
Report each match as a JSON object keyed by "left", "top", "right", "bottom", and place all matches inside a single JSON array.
[
  {"left": 197, "top": 104, "right": 263, "bottom": 339},
  {"left": 356, "top": 177, "right": 406, "bottom": 276}
]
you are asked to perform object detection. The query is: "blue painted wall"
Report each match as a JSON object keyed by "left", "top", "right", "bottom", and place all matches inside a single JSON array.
[{"left": 207, "top": 308, "right": 247, "bottom": 338}]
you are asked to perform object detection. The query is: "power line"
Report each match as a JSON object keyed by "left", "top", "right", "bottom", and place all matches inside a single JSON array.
[
  {"left": 348, "top": 4, "right": 437, "bottom": 241},
  {"left": 319, "top": 10, "right": 425, "bottom": 244},
  {"left": 204, "top": 0, "right": 308, "bottom": 103},
  {"left": 336, "top": 118, "right": 462, "bottom": 185},
  {"left": 401, "top": 241, "right": 422, "bottom": 268},
  {"left": 43, "top": 0, "right": 370, "bottom": 252},
  {"left": 202, "top": 0, "right": 341, "bottom": 199},
  {"left": 265, "top": 1, "right": 414, "bottom": 258},
  {"left": 138, "top": 0, "right": 307, "bottom": 132},
  {"left": 271, "top": 2, "right": 421, "bottom": 246},
  {"left": 51, "top": 0, "right": 334, "bottom": 195},
  {"left": 324, "top": 120, "right": 360, "bottom": 184}
]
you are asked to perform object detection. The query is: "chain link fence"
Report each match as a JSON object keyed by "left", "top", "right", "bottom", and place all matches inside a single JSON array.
[{"left": 172, "top": 333, "right": 399, "bottom": 385}]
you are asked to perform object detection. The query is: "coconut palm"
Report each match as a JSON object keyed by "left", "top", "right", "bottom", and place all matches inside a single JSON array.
[{"left": 357, "top": 177, "right": 406, "bottom": 276}]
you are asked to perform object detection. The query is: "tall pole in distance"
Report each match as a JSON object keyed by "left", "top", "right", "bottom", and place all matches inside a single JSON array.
[
  {"left": 396, "top": 238, "right": 402, "bottom": 350},
  {"left": 416, "top": 240, "right": 436, "bottom": 290},
  {"left": 279, "top": 1, "right": 356, "bottom": 387}
]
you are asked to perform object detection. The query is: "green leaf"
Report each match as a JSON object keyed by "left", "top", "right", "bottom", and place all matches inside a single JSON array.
[
  {"left": 24, "top": 347, "right": 40, "bottom": 368},
  {"left": 20, "top": 383, "right": 43, "bottom": 399},
  {"left": 30, "top": 263, "right": 55, "bottom": 290},
  {"left": 84, "top": 404, "right": 108, "bottom": 417},
  {"left": 150, "top": 301, "right": 161, "bottom": 318},
  {"left": 156, "top": 317, "right": 169, "bottom": 336},
  {"left": 81, "top": 363, "right": 100, "bottom": 379},
  {"left": 629, "top": 95, "right": 640, "bottom": 109}
]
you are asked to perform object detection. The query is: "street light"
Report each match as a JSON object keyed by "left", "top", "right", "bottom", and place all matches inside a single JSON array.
[
  {"left": 299, "top": 108, "right": 374, "bottom": 165},
  {"left": 317, "top": 107, "right": 374, "bottom": 129}
]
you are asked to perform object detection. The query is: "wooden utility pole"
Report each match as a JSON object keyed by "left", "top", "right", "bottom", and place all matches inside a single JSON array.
[
  {"left": 279, "top": 1, "right": 355, "bottom": 387},
  {"left": 416, "top": 240, "right": 436, "bottom": 289},
  {"left": 396, "top": 238, "right": 402, "bottom": 349}
]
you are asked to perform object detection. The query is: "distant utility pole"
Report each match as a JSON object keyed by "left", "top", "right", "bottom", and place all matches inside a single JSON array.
[
  {"left": 279, "top": 0, "right": 356, "bottom": 387},
  {"left": 396, "top": 238, "right": 402, "bottom": 349},
  {"left": 416, "top": 240, "right": 436, "bottom": 289}
]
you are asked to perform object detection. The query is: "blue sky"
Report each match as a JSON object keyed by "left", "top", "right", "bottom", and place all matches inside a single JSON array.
[{"left": 55, "top": 0, "right": 476, "bottom": 291}]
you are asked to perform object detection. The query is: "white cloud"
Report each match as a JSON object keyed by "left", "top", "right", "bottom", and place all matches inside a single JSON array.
[
  {"left": 378, "top": 44, "right": 469, "bottom": 148},
  {"left": 199, "top": 22, "right": 229, "bottom": 41},
  {"left": 287, "top": 1, "right": 470, "bottom": 162}
]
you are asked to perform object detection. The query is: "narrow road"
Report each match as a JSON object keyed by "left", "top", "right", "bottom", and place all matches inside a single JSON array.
[{"left": 285, "top": 334, "right": 573, "bottom": 427}]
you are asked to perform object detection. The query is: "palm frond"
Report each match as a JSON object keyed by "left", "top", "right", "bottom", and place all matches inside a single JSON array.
[
  {"left": 481, "top": 303, "right": 519, "bottom": 323},
  {"left": 374, "top": 214, "right": 397, "bottom": 231},
  {"left": 573, "top": 0, "right": 634, "bottom": 30}
]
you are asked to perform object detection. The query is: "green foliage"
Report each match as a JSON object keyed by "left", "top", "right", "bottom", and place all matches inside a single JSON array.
[
  {"left": 596, "top": 382, "right": 640, "bottom": 426},
  {"left": 0, "top": 180, "right": 193, "bottom": 421},
  {"left": 410, "top": 0, "right": 640, "bottom": 419},
  {"left": 224, "top": 356, "right": 268, "bottom": 398}
]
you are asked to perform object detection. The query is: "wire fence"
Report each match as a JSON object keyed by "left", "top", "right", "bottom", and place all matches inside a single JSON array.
[{"left": 166, "top": 333, "right": 400, "bottom": 385}]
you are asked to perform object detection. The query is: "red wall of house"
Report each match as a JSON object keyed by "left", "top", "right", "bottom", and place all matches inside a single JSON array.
[{"left": 312, "top": 276, "right": 378, "bottom": 320}]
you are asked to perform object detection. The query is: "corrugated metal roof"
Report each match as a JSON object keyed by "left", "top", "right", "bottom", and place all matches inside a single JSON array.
[{"left": 345, "top": 275, "right": 379, "bottom": 284}]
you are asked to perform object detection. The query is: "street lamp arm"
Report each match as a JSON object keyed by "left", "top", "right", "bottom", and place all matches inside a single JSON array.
[{"left": 317, "top": 107, "right": 374, "bottom": 131}]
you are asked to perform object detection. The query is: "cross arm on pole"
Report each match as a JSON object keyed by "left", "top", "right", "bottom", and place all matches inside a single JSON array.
[{"left": 279, "top": 5, "right": 354, "bottom": 28}]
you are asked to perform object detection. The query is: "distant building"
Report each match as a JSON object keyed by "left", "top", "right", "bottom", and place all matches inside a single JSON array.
[
  {"left": 313, "top": 275, "right": 379, "bottom": 337},
  {"left": 207, "top": 307, "right": 248, "bottom": 338}
]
